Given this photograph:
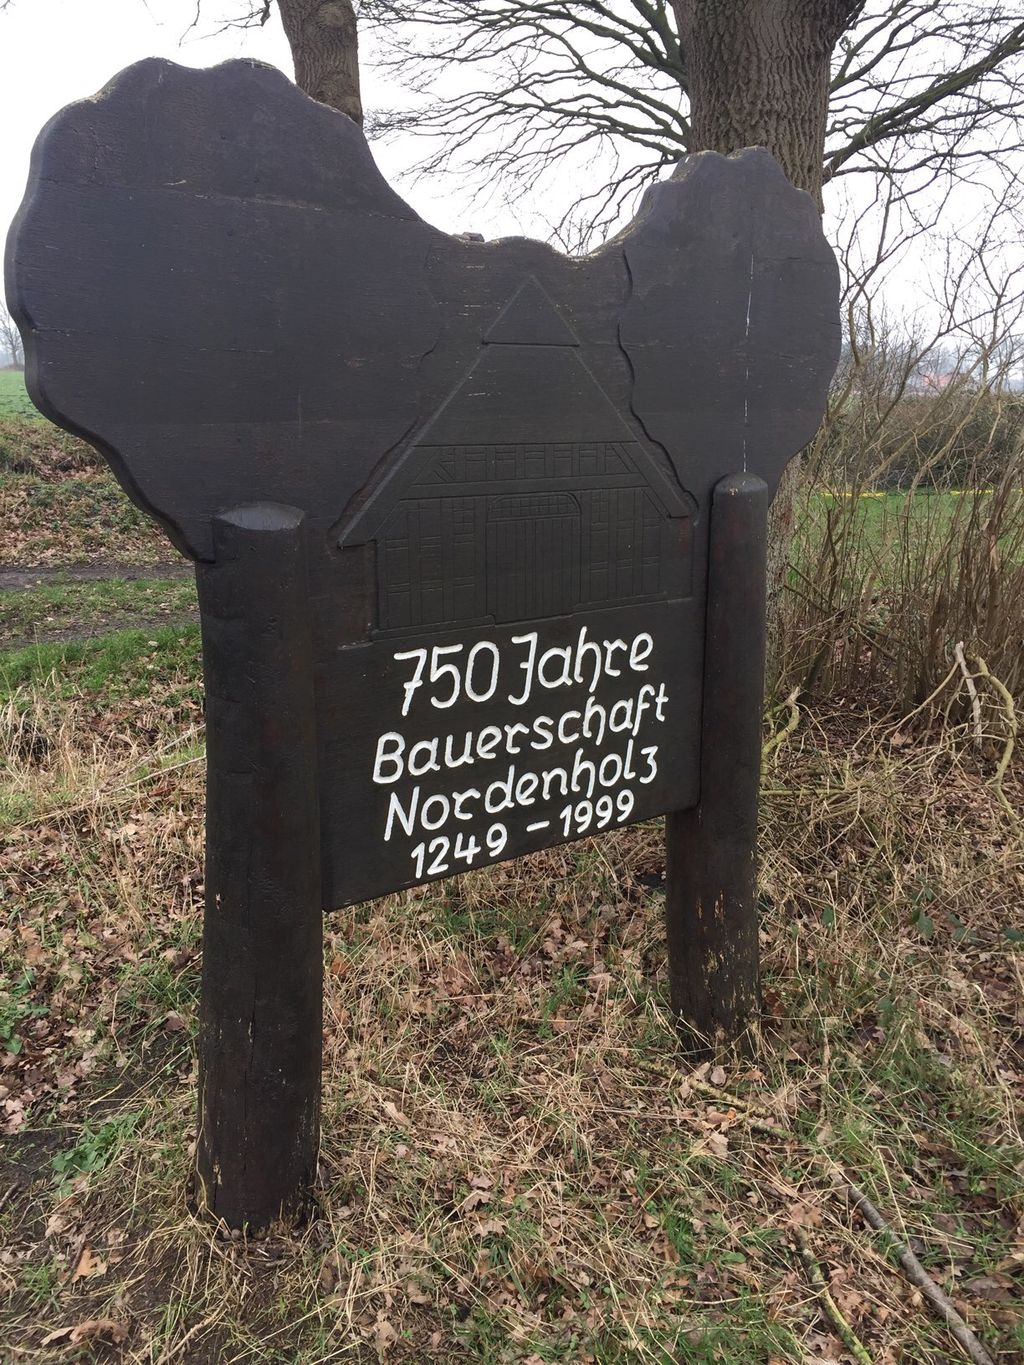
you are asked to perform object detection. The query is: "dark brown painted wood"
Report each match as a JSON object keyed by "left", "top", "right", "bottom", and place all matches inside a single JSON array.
[
  {"left": 5, "top": 60, "right": 839, "bottom": 564},
  {"left": 195, "top": 503, "right": 322, "bottom": 1232},
  {"left": 665, "top": 475, "right": 768, "bottom": 1057},
  {"left": 4, "top": 58, "right": 841, "bottom": 1227}
]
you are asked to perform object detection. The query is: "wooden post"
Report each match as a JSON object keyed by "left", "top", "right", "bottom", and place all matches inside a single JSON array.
[
  {"left": 194, "top": 502, "right": 322, "bottom": 1232},
  {"left": 665, "top": 474, "right": 768, "bottom": 1058}
]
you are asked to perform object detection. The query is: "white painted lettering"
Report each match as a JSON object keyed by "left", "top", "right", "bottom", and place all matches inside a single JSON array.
[
  {"left": 476, "top": 725, "right": 502, "bottom": 760},
  {"left": 570, "top": 748, "right": 596, "bottom": 799},
  {"left": 639, "top": 746, "right": 659, "bottom": 783},
  {"left": 531, "top": 715, "right": 555, "bottom": 749},
  {"left": 429, "top": 644, "right": 463, "bottom": 709},
  {"left": 503, "top": 722, "right": 529, "bottom": 754},
  {"left": 465, "top": 640, "right": 500, "bottom": 702},
  {"left": 654, "top": 684, "right": 669, "bottom": 721},
  {"left": 385, "top": 785, "right": 420, "bottom": 840},
  {"left": 538, "top": 644, "right": 573, "bottom": 690},
  {"left": 557, "top": 709, "right": 581, "bottom": 745},
  {"left": 581, "top": 695, "right": 606, "bottom": 746},
  {"left": 421, "top": 794, "right": 451, "bottom": 830},
  {"left": 623, "top": 739, "right": 637, "bottom": 780},
  {"left": 394, "top": 648, "right": 427, "bottom": 717},
  {"left": 374, "top": 731, "right": 406, "bottom": 784},
  {"left": 629, "top": 634, "right": 654, "bottom": 671},
  {"left": 572, "top": 625, "right": 603, "bottom": 693},
  {"left": 602, "top": 638, "right": 628, "bottom": 677},
  {"left": 541, "top": 766, "right": 569, "bottom": 800},
  {"left": 408, "top": 738, "right": 440, "bottom": 777},
  {"left": 599, "top": 752, "right": 624, "bottom": 788},
  {"left": 485, "top": 766, "right": 516, "bottom": 814},
  {"left": 452, "top": 788, "right": 481, "bottom": 821},
  {"left": 508, "top": 632, "right": 538, "bottom": 706},
  {"left": 631, "top": 684, "right": 655, "bottom": 735},
  {"left": 444, "top": 732, "right": 474, "bottom": 768},
  {"left": 608, "top": 698, "right": 634, "bottom": 733}
]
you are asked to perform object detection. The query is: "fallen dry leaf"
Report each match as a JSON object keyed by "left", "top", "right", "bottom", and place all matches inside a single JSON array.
[
  {"left": 473, "top": 1216, "right": 507, "bottom": 1236},
  {"left": 42, "top": 1318, "right": 128, "bottom": 1347},
  {"left": 382, "top": 1099, "right": 411, "bottom": 1128},
  {"left": 71, "top": 1244, "right": 108, "bottom": 1280},
  {"left": 459, "top": 1187, "right": 491, "bottom": 1213},
  {"left": 372, "top": 1315, "right": 398, "bottom": 1360},
  {"left": 693, "top": 1130, "right": 729, "bottom": 1158}
]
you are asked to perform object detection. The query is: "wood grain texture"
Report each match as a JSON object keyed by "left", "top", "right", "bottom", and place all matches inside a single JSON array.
[
  {"left": 665, "top": 475, "right": 769, "bottom": 1057},
  {"left": 4, "top": 62, "right": 842, "bottom": 1171},
  {"left": 5, "top": 58, "right": 839, "bottom": 563},
  {"left": 195, "top": 503, "right": 322, "bottom": 1231}
]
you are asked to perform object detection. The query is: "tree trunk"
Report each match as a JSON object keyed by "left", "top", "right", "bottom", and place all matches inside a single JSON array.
[
  {"left": 278, "top": 0, "right": 362, "bottom": 124},
  {"left": 672, "top": 0, "right": 858, "bottom": 682},
  {"left": 673, "top": 0, "right": 861, "bottom": 208}
]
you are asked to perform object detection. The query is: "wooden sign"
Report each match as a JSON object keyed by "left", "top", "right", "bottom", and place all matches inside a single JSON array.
[{"left": 5, "top": 59, "right": 840, "bottom": 1232}]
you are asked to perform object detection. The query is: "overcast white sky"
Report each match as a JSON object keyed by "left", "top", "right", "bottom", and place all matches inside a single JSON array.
[
  {"left": 2, "top": 0, "right": 1022, "bottom": 358},
  {"left": 0, "top": 0, "right": 559, "bottom": 260}
]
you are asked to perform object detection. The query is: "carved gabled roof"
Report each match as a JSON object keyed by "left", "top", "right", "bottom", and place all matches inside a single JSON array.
[{"left": 338, "top": 279, "right": 693, "bottom": 545}]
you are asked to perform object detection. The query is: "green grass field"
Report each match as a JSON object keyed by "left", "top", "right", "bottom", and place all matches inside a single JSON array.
[
  {"left": 0, "top": 576, "right": 198, "bottom": 650},
  {"left": 0, "top": 368, "right": 36, "bottom": 420}
]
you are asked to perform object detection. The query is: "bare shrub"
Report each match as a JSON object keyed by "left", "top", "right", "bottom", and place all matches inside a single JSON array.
[{"left": 780, "top": 337, "right": 1024, "bottom": 716}]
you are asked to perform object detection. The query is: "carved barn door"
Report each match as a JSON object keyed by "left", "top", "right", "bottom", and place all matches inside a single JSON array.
[{"left": 486, "top": 493, "right": 581, "bottom": 623}]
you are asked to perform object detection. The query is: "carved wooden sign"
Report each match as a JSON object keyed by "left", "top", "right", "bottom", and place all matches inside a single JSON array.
[{"left": 6, "top": 59, "right": 840, "bottom": 1232}]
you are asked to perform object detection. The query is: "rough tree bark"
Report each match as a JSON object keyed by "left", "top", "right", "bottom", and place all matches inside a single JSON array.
[
  {"left": 278, "top": 0, "right": 362, "bottom": 123},
  {"left": 672, "top": 0, "right": 863, "bottom": 209},
  {"left": 672, "top": 0, "right": 862, "bottom": 674}
]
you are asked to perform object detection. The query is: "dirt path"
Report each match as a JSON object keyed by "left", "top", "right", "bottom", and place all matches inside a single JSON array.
[
  {"left": 3, "top": 614, "right": 200, "bottom": 652},
  {"left": 3, "top": 615, "right": 200, "bottom": 653},
  {"left": 0, "top": 561, "right": 192, "bottom": 591},
  {"left": 0, "top": 561, "right": 198, "bottom": 650}
]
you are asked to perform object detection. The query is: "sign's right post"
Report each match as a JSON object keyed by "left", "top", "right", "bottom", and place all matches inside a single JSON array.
[{"left": 666, "top": 473, "right": 769, "bottom": 1056}]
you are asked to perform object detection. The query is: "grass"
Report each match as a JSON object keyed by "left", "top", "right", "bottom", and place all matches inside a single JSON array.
[
  {"left": 0, "top": 415, "right": 102, "bottom": 479},
  {"left": 0, "top": 471, "right": 171, "bottom": 566},
  {"left": 0, "top": 414, "right": 169, "bottom": 566},
  {"left": 0, "top": 419, "right": 1021, "bottom": 1361},
  {"left": 0, "top": 627, "right": 1021, "bottom": 1363},
  {"left": 0, "top": 623, "right": 201, "bottom": 702},
  {"left": 0, "top": 575, "right": 197, "bottom": 648},
  {"left": 792, "top": 486, "right": 1024, "bottom": 587},
  {"left": 0, "top": 369, "right": 36, "bottom": 420}
]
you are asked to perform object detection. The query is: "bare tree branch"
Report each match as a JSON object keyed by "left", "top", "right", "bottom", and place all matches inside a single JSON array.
[
  {"left": 0, "top": 302, "right": 24, "bottom": 369},
  {"left": 342, "top": 0, "right": 1024, "bottom": 240}
]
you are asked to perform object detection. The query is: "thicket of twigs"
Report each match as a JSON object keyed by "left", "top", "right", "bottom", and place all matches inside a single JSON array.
[{"left": 779, "top": 304, "right": 1024, "bottom": 727}]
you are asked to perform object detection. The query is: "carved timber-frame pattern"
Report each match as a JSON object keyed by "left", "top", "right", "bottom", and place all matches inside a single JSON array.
[
  {"left": 342, "top": 275, "right": 694, "bottom": 633},
  {"left": 369, "top": 444, "right": 691, "bottom": 632}
]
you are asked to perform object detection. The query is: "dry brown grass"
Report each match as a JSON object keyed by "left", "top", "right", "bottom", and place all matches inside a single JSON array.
[
  {"left": 1, "top": 644, "right": 1022, "bottom": 1364},
  {"left": 779, "top": 336, "right": 1024, "bottom": 716}
]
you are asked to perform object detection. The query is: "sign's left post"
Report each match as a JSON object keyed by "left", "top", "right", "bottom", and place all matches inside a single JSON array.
[{"left": 194, "top": 502, "right": 323, "bottom": 1232}]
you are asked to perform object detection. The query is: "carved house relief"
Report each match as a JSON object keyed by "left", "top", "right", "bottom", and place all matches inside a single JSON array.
[{"left": 341, "top": 277, "right": 695, "bottom": 634}]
